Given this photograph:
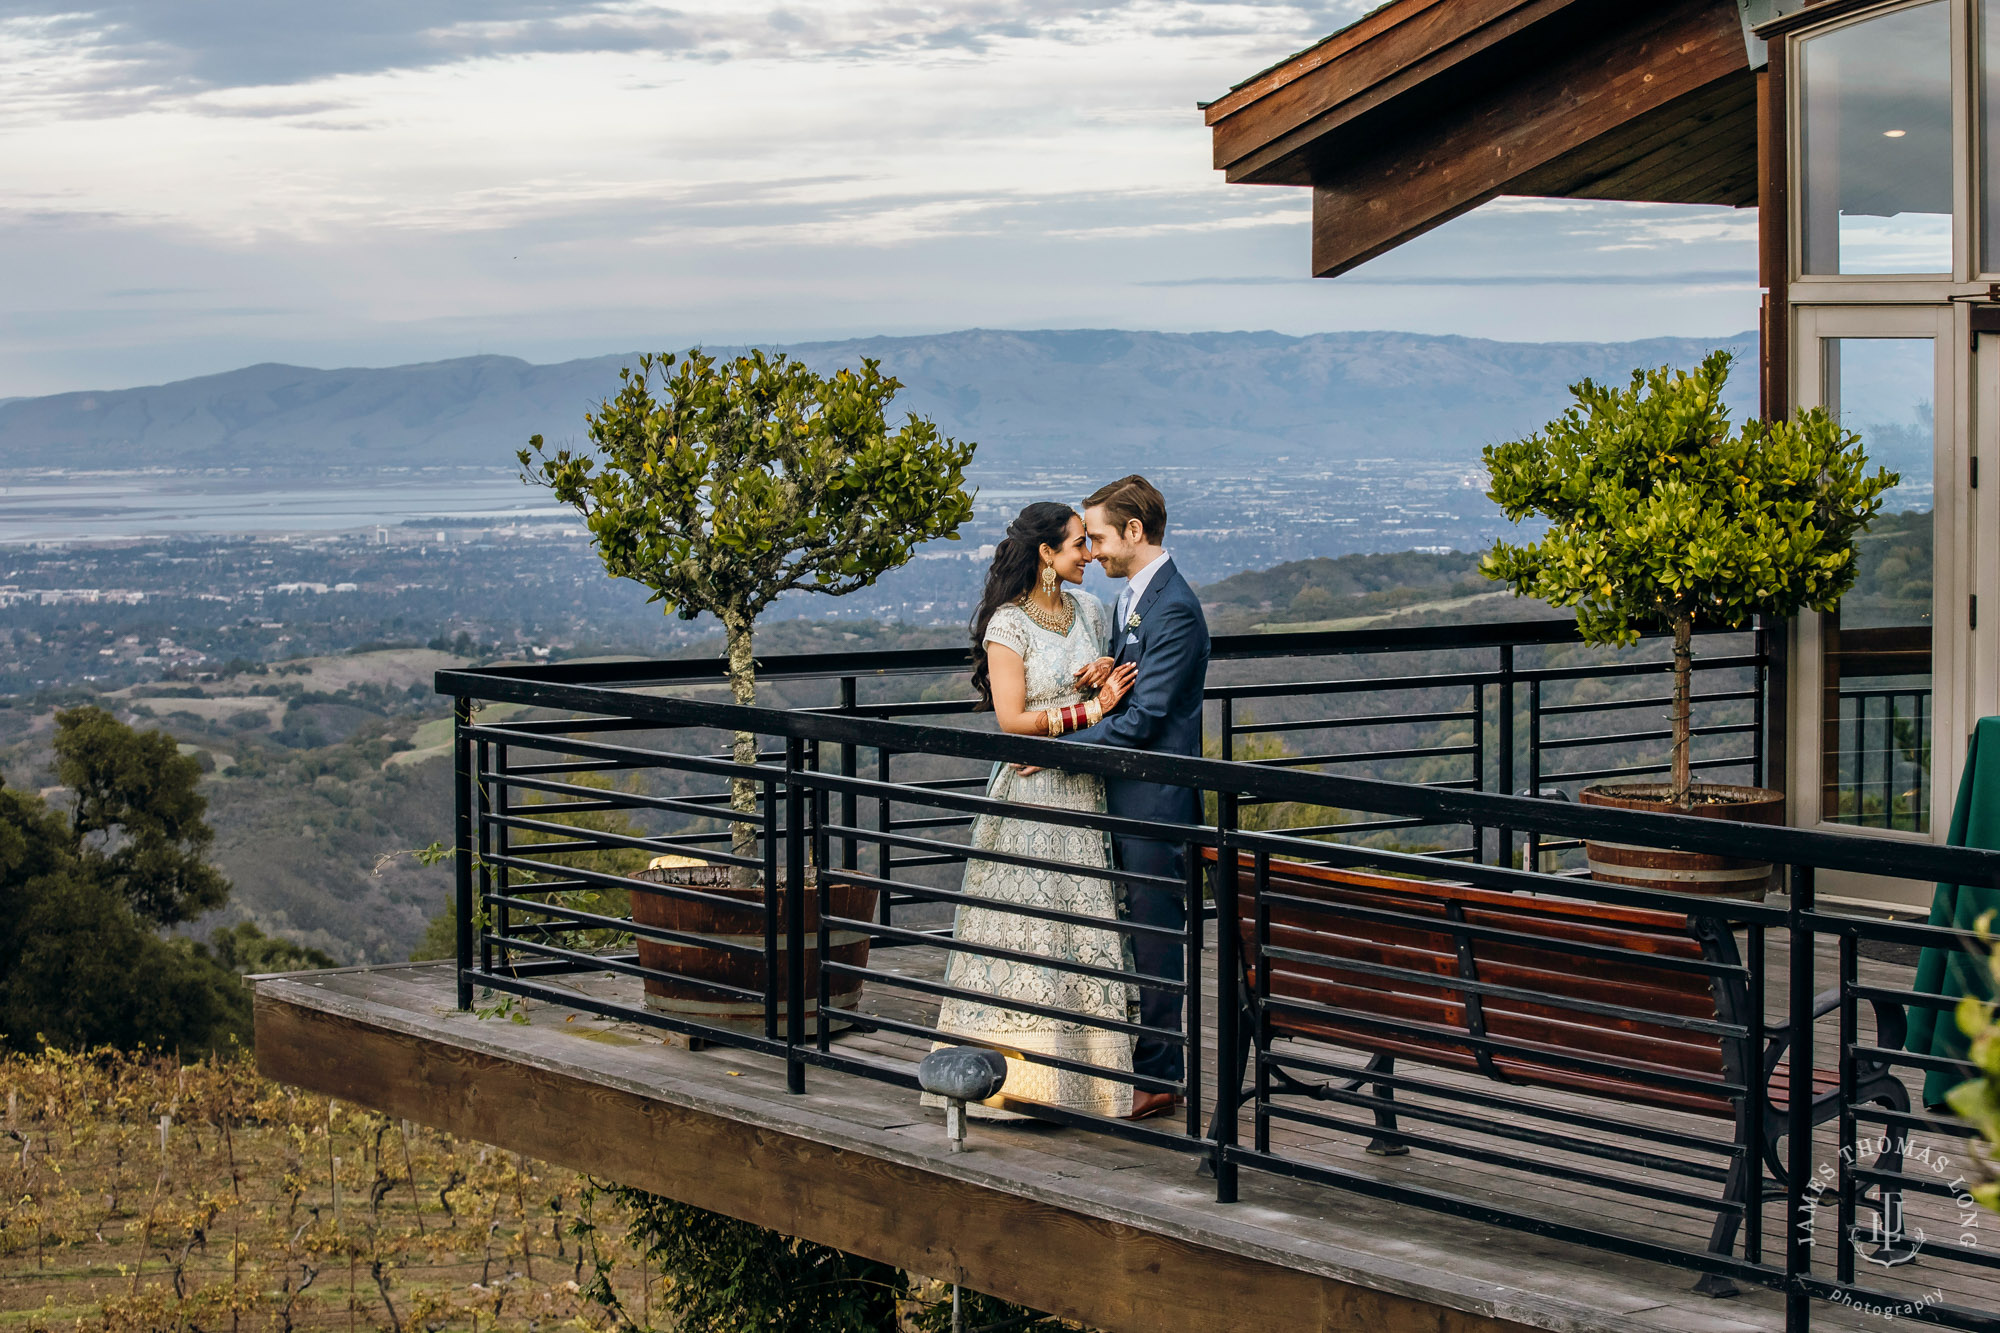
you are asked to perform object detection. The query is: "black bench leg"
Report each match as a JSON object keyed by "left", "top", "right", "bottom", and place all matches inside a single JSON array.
[
  {"left": 1694, "top": 1101, "right": 1757, "bottom": 1299},
  {"left": 1858, "top": 1083, "right": 1916, "bottom": 1267},
  {"left": 1694, "top": 1150, "right": 1751, "bottom": 1298},
  {"left": 1357, "top": 1054, "right": 1408, "bottom": 1157}
]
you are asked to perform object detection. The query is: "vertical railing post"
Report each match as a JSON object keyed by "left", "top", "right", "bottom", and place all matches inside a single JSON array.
[
  {"left": 1213, "top": 791, "right": 1242, "bottom": 1203},
  {"left": 493, "top": 740, "right": 511, "bottom": 974},
  {"left": 1785, "top": 864, "right": 1815, "bottom": 1333},
  {"left": 1183, "top": 837, "right": 1204, "bottom": 1141},
  {"left": 1220, "top": 695, "right": 1234, "bottom": 764},
  {"left": 762, "top": 774, "right": 780, "bottom": 1044},
  {"left": 1745, "top": 922, "right": 1766, "bottom": 1264},
  {"left": 476, "top": 735, "right": 494, "bottom": 980},
  {"left": 1498, "top": 644, "right": 1515, "bottom": 869},
  {"left": 839, "top": 677, "right": 858, "bottom": 876},
  {"left": 1526, "top": 677, "right": 1543, "bottom": 871},
  {"left": 1253, "top": 849, "right": 1272, "bottom": 1155},
  {"left": 1752, "top": 620, "right": 1768, "bottom": 790},
  {"left": 1836, "top": 928, "right": 1859, "bottom": 1286},
  {"left": 1470, "top": 679, "right": 1486, "bottom": 863},
  {"left": 876, "top": 747, "right": 894, "bottom": 927},
  {"left": 785, "top": 736, "right": 808, "bottom": 1094},
  {"left": 453, "top": 697, "right": 474, "bottom": 1011}
]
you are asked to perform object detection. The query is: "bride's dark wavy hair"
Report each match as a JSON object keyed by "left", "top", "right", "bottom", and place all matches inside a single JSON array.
[{"left": 969, "top": 501, "right": 1078, "bottom": 709}]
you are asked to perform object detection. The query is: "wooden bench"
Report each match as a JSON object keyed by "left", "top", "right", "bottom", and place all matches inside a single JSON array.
[{"left": 1208, "top": 852, "right": 1910, "bottom": 1295}]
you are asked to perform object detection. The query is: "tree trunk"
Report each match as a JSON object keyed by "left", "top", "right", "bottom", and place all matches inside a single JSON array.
[
  {"left": 723, "top": 612, "right": 759, "bottom": 888},
  {"left": 1670, "top": 613, "right": 1694, "bottom": 809}
]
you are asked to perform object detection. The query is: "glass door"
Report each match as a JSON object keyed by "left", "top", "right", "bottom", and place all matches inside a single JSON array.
[{"left": 1793, "top": 305, "right": 1964, "bottom": 846}]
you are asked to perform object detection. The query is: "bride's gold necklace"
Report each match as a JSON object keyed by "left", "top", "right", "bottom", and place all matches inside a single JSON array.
[{"left": 1017, "top": 589, "right": 1075, "bottom": 635}]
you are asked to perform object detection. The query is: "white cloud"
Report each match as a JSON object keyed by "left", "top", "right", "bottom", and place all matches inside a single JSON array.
[{"left": 0, "top": 0, "right": 1759, "bottom": 395}]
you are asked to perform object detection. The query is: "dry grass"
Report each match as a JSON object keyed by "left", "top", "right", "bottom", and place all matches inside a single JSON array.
[{"left": 0, "top": 1046, "right": 658, "bottom": 1332}]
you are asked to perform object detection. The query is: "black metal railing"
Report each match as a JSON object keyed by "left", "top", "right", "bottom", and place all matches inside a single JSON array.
[{"left": 437, "top": 618, "right": 2000, "bottom": 1333}]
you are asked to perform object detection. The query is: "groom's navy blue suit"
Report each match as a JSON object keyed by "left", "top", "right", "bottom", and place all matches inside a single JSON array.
[{"left": 1069, "top": 557, "right": 1209, "bottom": 1083}]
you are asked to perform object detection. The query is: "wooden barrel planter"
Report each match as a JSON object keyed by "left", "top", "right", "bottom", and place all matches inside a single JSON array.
[
  {"left": 630, "top": 857, "right": 876, "bottom": 1036},
  {"left": 1576, "top": 783, "right": 1786, "bottom": 900}
]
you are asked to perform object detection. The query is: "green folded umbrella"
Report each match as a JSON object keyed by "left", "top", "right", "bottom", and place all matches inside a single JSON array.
[{"left": 1908, "top": 716, "right": 2000, "bottom": 1107}]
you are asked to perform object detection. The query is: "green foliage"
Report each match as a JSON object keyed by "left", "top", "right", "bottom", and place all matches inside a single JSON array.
[
  {"left": 54, "top": 705, "right": 230, "bottom": 927},
  {"left": 602, "top": 1188, "right": 907, "bottom": 1333},
  {"left": 1480, "top": 351, "right": 1896, "bottom": 648},
  {"left": 0, "top": 710, "right": 272, "bottom": 1055},
  {"left": 1948, "top": 912, "right": 2000, "bottom": 1211},
  {"left": 520, "top": 349, "right": 977, "bottom": 703},
  {"left": 1480, "top": 351, "right": 1896, "bottom": 803},
  {"left": 202, "top": 919, "right": 338, "bottom": 974}
]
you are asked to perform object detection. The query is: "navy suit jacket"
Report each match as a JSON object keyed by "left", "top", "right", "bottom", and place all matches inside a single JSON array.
[{"left": 1069, "top": 559, "right": 1210, "bottom": 827}]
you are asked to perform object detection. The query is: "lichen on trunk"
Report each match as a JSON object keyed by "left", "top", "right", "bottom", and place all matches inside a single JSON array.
[
  {"left": 1669, "top": 612, "right": 1693, "bottom": 809},
  {"left": 722, "top": 611, "right": 760, "bottom": 888}
]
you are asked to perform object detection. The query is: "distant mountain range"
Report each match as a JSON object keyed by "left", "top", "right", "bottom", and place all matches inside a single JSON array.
[{"left": 0, "top": 328, "right": 1759, "bottom": 473}]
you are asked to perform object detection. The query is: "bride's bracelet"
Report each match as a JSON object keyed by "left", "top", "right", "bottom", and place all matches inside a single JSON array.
[{"left": 1044, "top": 699, "right": 1106, "bottom": 737}]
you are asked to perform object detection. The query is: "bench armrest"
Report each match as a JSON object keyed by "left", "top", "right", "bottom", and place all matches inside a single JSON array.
[{"left": 1764, "top": 985, "right": 1909, "bottom": 1073}]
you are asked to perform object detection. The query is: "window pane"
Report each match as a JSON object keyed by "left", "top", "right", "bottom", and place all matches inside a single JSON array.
[
  {"left": 1983, "top": 0, "right": 2000, "bottom": 269},
  {"left": 1801, "top": 2, "right": 1953, "bottom": 274},
  {"left": 1820, "top": 338, "right": 1934, "bottom": 832}
]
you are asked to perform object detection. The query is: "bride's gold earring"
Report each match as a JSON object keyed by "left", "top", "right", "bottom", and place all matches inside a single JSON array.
[{"left": 1040, "top": 564, "right": 1058, "bottom": 596}]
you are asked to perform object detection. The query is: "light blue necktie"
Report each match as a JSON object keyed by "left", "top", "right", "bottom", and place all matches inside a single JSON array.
[{"left": 1114, "top": 587, "right": 1130, "bottom": 640}]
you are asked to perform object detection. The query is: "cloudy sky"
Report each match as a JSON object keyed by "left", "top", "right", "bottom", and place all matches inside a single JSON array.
[{"left": 0, "top": 0, "right": 1760, "bottom": 397}]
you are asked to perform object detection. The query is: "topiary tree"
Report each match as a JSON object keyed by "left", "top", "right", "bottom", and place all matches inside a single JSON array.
[
  {"left": 1481, "top": 349, "right": 1898, "bottom": 808},
  {"left": 522, "top": 349, "right": 976, "bottom": 863}
]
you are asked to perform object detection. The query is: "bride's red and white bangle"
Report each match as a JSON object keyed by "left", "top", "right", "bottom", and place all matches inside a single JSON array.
[{"left": 1043, "top": 700, "right": 1105, "bottom": 737}]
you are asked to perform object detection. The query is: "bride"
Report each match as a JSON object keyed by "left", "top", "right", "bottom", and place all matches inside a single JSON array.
[{"left": 925, "top": 501, "right": 1140, "bottom": 1119}]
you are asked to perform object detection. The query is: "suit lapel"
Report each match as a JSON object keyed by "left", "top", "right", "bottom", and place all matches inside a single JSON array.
[{"left": 1116, "top": 560, "right": 1176, "bottom": 661}]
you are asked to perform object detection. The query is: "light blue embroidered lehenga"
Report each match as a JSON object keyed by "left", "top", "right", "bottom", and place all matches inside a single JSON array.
[{"left": 923, "top": 591, "right": 1136, "bottom": 1120}]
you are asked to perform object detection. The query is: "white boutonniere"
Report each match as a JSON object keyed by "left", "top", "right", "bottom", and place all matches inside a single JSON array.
[{"left": 1125, "top": 611, "right": 1142, "bottom": 631}]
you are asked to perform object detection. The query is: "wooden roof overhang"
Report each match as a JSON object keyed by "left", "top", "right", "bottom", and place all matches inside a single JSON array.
[{"left": 1204, "top": 0, "right": 1762, "bottom": 277}]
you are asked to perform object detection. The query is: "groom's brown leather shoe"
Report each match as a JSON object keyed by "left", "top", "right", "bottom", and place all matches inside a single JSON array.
[{"left": 1126, "top": 1090, "right": 1179, "bottom": 1121}]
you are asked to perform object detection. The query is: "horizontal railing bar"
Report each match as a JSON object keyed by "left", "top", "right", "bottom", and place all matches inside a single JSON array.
[
  {"left": 1536, "top": 689, "right": 1759, "bottom": 718},
  {"left": 839, "top": 1007, "right": 1183, "bottom": 1096},
  {"left": 1233, "top": 708, "right": 1478, "bottom": 736},
  {"left": 1253, "top": 743, "right": 1478, "bottom": 769},
  {"left": 462, "top": 969, "right": 792, "bottom": 1058},
  {"left": 482, "top": 892, "right": 765, "bottom": 961},
  {"left": 1535, "top": 723, "right": 1758, "bottom": 752},
  {"left": 484, "top": 850, "right": 770, "bottom": 909},
  {"left": 824, "top": 821, "right": 1183, "bottom": 892},
  {"left": 1516, "top": 653, "right": 1760, "bottom": 685},
  {"left": 1261, "top": 991, "right": 1745, "bottom": 1101},
  {"left": 1537, "top": 754, "right": 1755, "bottom": 785},
  {"left": 793, "top": 766, "right": 1213, "bottom": 848},
  {"left": 845, "top": 916, "right": 1186, "bottom": 994},
  {"left": 1264, "top": 1045, "right": 1739, "bottom": 1157},
  {"left": 487, "top": 768, "right": 768, "bottom": 824},
  {"left": 440, "top": 682, "right": 1998, "bottom": 887},
  {"left": 1210, "top": 670, "right": 1498, "bottom": 704},
  {"left": 1244, "top": 818, "right": 1436, "bottom": 838},
  {"left": 1256, "top": 941, "right": 1744, "bottom": 1039},
  {"left": 1221, "top": 1146, "right": 1778, "bottom": 1290},
  {"left": 1261, "top": 1061, "right": 1735, "bottom": 1182},
  {"left": 487, "top": 812, "right": 759, "bottom": 864},
  {"left": 821, "top": 867, "right": 1185, "bottom": 941},
  {"left": 822, "top": 961, "right": 1178, "bottom": 1042},
  {"left": 1252, "top": 884, "right": 1760, "bottom": 976},
  {"left": 480, "top": 931, "right": 768, "bottom": 1002},
  {"left": 1258, "top": 1099, "right": 1737, "bottom": 1212}
]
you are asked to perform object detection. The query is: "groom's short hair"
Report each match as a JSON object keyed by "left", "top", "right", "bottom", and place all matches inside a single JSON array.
[{"left": 1085, "top": 474, "right": 1166, "bottom": 545}]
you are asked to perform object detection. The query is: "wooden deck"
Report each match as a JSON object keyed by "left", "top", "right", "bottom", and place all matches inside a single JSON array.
[{"left": 254, "top": 938, "right": 1988, "bottom": 1333}]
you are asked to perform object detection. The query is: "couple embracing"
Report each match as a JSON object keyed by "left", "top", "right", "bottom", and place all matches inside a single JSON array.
[{"left": 925, "top": 475, "right": 1209, "bottom": 1123}]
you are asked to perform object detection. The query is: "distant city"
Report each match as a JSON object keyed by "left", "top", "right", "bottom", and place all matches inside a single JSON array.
[{"left": 0, "top": 459, "right": 1532, "bottom": 695}]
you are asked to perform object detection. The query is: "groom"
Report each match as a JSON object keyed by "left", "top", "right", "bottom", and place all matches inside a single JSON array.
[{"left": 1069, "top": 474, "right": 1210, "bottom": 1120}]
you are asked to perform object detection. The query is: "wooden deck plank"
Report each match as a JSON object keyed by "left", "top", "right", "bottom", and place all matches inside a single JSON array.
[{"left": 251, "top": 959, "right": 1933, "bottom": 1333}]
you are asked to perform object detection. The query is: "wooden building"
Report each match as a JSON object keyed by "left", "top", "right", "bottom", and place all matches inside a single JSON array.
[{"left": 1206, "top": 0, "right": 1999, "bottom": 908}]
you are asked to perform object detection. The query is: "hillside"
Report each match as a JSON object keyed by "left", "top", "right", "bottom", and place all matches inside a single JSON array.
[{"left": 0, "top": 328, "right": 1759, "bottom": 473}]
